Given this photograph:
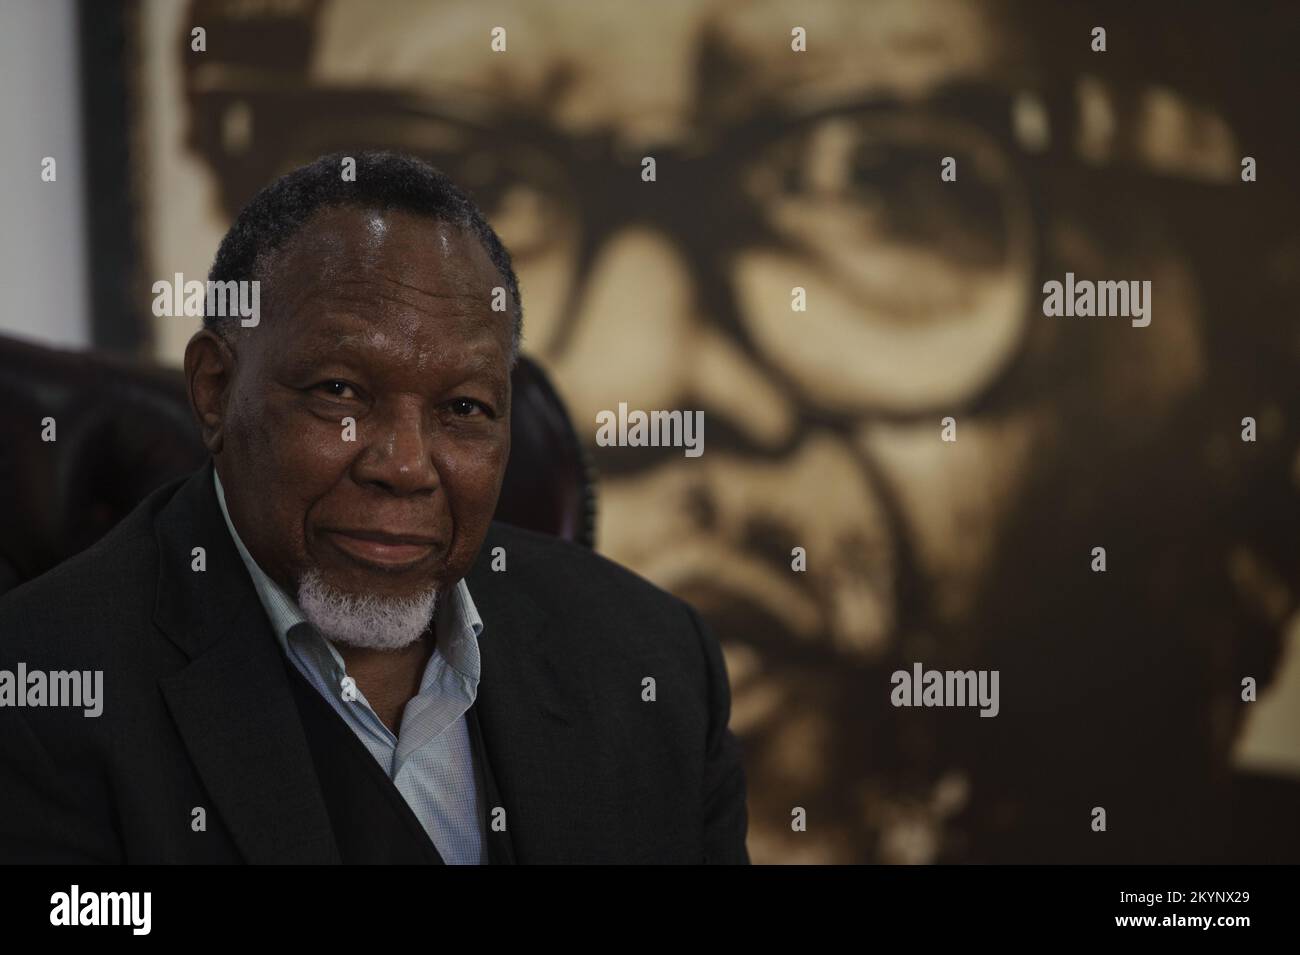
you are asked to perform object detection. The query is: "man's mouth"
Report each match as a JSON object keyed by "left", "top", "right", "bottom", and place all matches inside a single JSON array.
[{"left": 319, "top": 528, "right": 442, "bottom": 570}]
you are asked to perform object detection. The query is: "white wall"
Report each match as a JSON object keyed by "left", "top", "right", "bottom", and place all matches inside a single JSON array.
[{"left": 0, "top": 0, "right": 90, "bottom": 347}]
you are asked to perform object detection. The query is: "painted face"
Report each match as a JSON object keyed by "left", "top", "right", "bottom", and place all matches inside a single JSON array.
[{"left": 300, "top": 0, "right": 1205, "bottom": 862}]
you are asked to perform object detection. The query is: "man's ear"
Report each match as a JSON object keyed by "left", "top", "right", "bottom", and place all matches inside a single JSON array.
[{"left": 184, "top": 328, "right": 237, "bottom": 455}]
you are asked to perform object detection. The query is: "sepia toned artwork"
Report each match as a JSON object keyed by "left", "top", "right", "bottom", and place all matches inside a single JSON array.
[{"left": 125, "top": 0, "right": 1300, "bottom": 863}]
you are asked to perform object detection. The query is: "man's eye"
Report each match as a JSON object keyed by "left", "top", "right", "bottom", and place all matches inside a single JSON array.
[
  {"left": 450, "top": 397, "right": 487, "bottom": 417},
  {"left": 314, "top": 380, "right": 358, "bottom": 400}
]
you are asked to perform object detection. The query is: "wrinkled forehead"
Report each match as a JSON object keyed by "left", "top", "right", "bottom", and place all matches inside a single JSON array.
[
  {"left": 271, "top": 207, "right": 482, "bottom": 279},
  {"left": 251, "top": 206, "right": 505, "bottom": 348},
  {"left": 312, "top": 0, "right": 1015, "bottom": 144}
]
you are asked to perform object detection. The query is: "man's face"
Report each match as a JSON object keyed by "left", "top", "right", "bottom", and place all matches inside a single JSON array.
[{"left": 209, "top": 206, "right": 513, "bottom": 603}]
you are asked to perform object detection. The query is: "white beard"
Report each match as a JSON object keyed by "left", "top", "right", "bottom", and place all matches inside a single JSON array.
[{"left": 296, "top": 567, "right": 438, "bottom": 650}]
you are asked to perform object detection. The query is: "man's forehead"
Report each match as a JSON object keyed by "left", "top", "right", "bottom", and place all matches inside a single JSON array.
[
  {"left": 273, "top": 208, "right": 491, "bottom": 297},
  {"left": 282, "top": 206, "right": 467, "bottom": 260},
  {"left": 715, "top": 0, "right": 1014, "bottom": 110},
  {"left": 260, "top": 208, "right": 505, "bottom": 346},
  {"left": 288, "top": 310, "right": 506, "bottom": 369},
  {"left": 313, "top": 0, "right": 1014, "bottom": 145},
  {"left": 272, "top": 295, "right": 512, "bottom": 386}
]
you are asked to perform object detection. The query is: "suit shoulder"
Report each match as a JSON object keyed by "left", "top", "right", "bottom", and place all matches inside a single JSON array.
[
  {"left": 0, "top": 485, "right": 169, "bottom": 656},
  {"left": 477, "top": 521, "right": 691, "bottom": 621}
]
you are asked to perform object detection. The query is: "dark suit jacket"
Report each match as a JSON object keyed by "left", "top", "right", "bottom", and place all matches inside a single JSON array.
[{"left": 0, "top": 462, "right": 750, "bottom": 864}]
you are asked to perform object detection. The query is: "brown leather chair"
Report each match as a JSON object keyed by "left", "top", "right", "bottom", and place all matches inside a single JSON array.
[{"left": 0, "top": 334, "right": 596, "bottom": 595}]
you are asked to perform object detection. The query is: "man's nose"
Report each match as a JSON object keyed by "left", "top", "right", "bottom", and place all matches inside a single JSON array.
[{"left": 351, "top": 398, "right": 440, "bottom": 496}]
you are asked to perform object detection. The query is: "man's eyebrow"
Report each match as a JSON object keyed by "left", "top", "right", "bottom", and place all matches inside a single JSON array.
[
  {"left": 772, "top": 78, "right": 1018, "bottom": 126},
  {"left": 283, "top": 330, "right": 510, "bottom": 395},
  {"left": 457, "top": 354, "right": 511, "bottom": 398}
]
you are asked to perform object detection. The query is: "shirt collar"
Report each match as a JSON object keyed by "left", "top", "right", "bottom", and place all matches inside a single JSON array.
[{"left": 212, "top": 467, "right": 482, "bottom": 679}]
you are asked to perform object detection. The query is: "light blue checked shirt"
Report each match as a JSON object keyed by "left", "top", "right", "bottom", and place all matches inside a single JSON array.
[{"left": 213, "top": 470, "right": 486, "bottom": 864}]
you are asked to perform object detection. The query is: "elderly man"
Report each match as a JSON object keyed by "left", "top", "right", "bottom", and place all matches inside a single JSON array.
[{"left": 0, "top": 151, "right": 749, "bottom": 864}]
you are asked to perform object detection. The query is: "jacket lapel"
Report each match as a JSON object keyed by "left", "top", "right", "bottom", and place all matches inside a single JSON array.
[
  {"left": 150, "top": 465, "right": 593, "bottom": 863},
  {"left": 153, "top": 461, "right": 340, "bottom": 864},
  {"left": 466, "top": 527, "right": 598, "bottom": 863}
]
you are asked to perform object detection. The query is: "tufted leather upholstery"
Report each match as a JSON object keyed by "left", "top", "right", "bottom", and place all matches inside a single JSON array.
[{"left": 0, "top": 334, "right": 595, "bottom": 596}]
